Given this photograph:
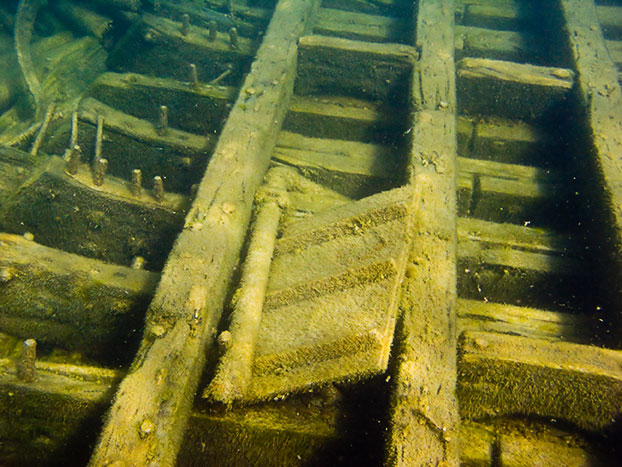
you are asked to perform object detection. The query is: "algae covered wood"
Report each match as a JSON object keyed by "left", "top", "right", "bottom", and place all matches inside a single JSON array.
[
  {"left": 457, "top": 57, "right": 574, "bottom": 119},
  {"left": 458, "top": 331, "right": 622, "bottom": 431},
  {"left": 243, "top": 186, "right": 411, "bottom": 402},
  {"left": 0, "top": 156, "right": 186, "bottom": 269},
  {"left": 387, "top": 0, "right": 460, "bottom": 465},
  {"left": 89, "top": 0, "right": 322, "bottom": 465},
  {"left": 296, "top": 35, "right": 416, "bottom": 101},
  {"left": 0, "top": 233, "right": 157, "bottom": 359},
  {"left": 560, "top": 0, "right": 622, "bottom": 344},
  {"left": 0, "top": 359, "right": 121, "bottom": 465}
]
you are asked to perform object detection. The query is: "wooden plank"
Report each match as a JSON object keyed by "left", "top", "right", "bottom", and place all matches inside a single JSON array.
[
  {"left": 45, "top": 98, "right": 212, "bottom": 193},
  {"left": 457, "top": 57, "right": 574, "bottom": 120},
  {"left": 0, "top": 359, "right": 120, "bottom": 465},
  {"left": 86, "top": 72, "right": 237, "bottom": 134},
  {"left": 314, "top": 7, "right": 407, "bottom": 43},
  {"left": 274, "top": 131, "right": 402, "bottom": 198},
  {"left": 458, "top": 234, "right": 586, "bottom": 311},
  {"left": 597, "top": 5, "right": 622, "bottom": 40},
  {"left": 469, "top": 116, "right": 545, "bottom": 166},
  {"left": 560, "top": 0, "right": 622, "bottom": 341},
  {"left": 457, "top": 298, "right": 588, "bottom": 342},
  {"left": 89, "top": 1, "right": 322, "bottom": 465},
  {"left": 296, "top": 35, "right": 416, "bottom": 101},
  {"left": 606, "top": 39, "right": 622, "bottom": 68},
  {"left": 0, "top": 146, "right": 43, "bottom": 207},
  {"left": 458, "top": 331, "right": 622, "bottom": 431},
  {"left": 462, "top": 3, "right": 524, "bottom": 31},
  {"left": 106, "top": 13, "right": 255, "bottom": 83},
  {"left": 386, "top": 0, "right": 460, "bottom": 465},
  {"left": 321, "top": 0, "right": 404, "bottom": 16},
  {"left": 0, "top": 233, "right": 157, "bottom": 359},
  {"left": 457, "top": 216, "right": 578, "bottom": 256},
  {"left": 0, "top": 156, "right": 185, "bottom": 269},
  {"left": 285, "top": 94, "right": 401, "bottom": 142},
  {"left": 455, "top": 25, "right": 542, "bottom": 64}
]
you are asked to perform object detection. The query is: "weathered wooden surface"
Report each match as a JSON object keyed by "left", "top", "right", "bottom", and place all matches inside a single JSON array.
[
  {"left": 0, "top": 358, "right": 121, "bottom": 465},
  {"left": 243, "top": 186, "right": 410, "bottom": 402},
  {"left": 455, "top": 25, "right": 541, "bottom": 64},
  {"left": 457, "top": 57, "right": 574, "bottom": 120},
  {"left": 314, "top": 7, "right": 408, "bottom": 44},
  {"left": 458, "top": 331, "right": 622, "bottom": 431},
  {"left": 296, "top": 34, "right": 416, "bottom": 101},
  {"left": 106, "top": 12, "right": 255, "bottom": 84},
  {"left": 560, "top": 0, "right": 622, "bottom": 344},
  {"left": 89, "top": 0, "right": 322, "bottom": 465},
  {"left": 86, "top": 71, "right": 236, "bottom": 134},
  {"left": 0, "top": 156, "right": 186, "bottom": 269},
  {"left": 387, "top": 0, "right": 460, "bottom": 465},
  {"left": 0, "top": 233, "right": 157, "bottom": 359}
]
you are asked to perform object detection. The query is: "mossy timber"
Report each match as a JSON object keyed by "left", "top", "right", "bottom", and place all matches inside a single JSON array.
[{"left": 0, "top": 0, "right": 621, "bottom": 465}]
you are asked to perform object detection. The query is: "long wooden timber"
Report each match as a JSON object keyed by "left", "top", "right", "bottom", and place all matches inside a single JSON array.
[
  {"left": 88, "top": 0, "right": 322, "bottom": 465},
  {"left": 1, "top": 0, "right": 622, "bottom": 464},
  {"left": 386, "top": 0, "right": 460, "bottom": 465},
  {"left": 560, "top": 0, "right": 622, "bottom": 345}
]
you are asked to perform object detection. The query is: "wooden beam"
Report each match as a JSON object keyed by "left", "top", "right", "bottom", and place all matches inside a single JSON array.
[
  {"left": 458, "top": 331, "right": 622, "bottom": 431},
  {"left": 386, "top": 0, "right": 460, "bottom": 465},
  {"left": 457, "top": 57, "right": 574, "bottom": 120},
  {"left": 559, "top": 0, "right": 622, "bottom": 343},
  {"left": 0, "top": 233, "right": 157, "bottom": 359},
  {"left": 88, "top": 0, "right": 322, "bottom": 465}
]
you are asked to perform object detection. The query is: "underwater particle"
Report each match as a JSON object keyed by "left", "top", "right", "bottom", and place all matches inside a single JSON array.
[
  {"left": 17, "top": 338, "right": 37, "bottom": 383},
  {"left": 208, "top": 20, "right": 217, "bottom": 41},
  {"left": 229, "top": 27, "right": 239, "bottom": 49},
  {"left": 93, "top": 158, "right": 108, "bottom": 186},
  {"left": 153, "top": 176, "right": 165, "bottom": 202},
  {"left": 131, "top": 169, "right": 142, "bottom": 196},
  {"left": 189, "top": 63, "right": 199, "bottom": 89},
  {"left": 155, "top": 105, "right": 168, "bottom": 136},
  {"left": 180, "top": 13, "right": 190, "bottom": 36}
]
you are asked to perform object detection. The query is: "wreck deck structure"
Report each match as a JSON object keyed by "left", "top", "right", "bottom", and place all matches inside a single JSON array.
[{"left": 0, "top": 0, "right": 621, "bottom": 465}]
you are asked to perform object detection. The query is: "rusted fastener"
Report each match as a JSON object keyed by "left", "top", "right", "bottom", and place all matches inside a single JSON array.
[
  {"left": 17, "top": 339, "right": 37, "bottom": 382},
  {"left": 229, "top": 27, "right": 239, "bottom": 49},
  {"left": 181, "top": 13, "right": 190, "bottom": 36},
  {"left": 189, "top": 63, "right": 199, "bottom": 89},
  {"left": 94, "top": 115, "right": 104, "bottom": 167},
  {"left": 153, "top": 175, "right": 165, "bottom": 202},
  {"left": 131, "top": 169, "right": 142, "bottom": 196},
  {"left": 155, "top": 105, "right": 168, "bottom": 136},
  {"left": 208, "top": 20, "right": 217, "bottom": 41},
  {"left": 66, "top": 144, "right": 81, "bottom": 175},
  {"left": 93, "top": 158, "right": 108, "bottom": 186}
]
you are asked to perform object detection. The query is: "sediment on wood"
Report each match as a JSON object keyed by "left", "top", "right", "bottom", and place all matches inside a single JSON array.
[
  {"left": 386, "top": 0, "right": 460, "bottom": 466},
  {"left": 88, "top": 0, "right": 322, "bottom": 465}
]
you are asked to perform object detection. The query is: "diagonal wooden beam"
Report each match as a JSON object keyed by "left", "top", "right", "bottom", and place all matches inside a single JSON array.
[{"left": 88, "top": 0, "right": 321, "bottom": 465}]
